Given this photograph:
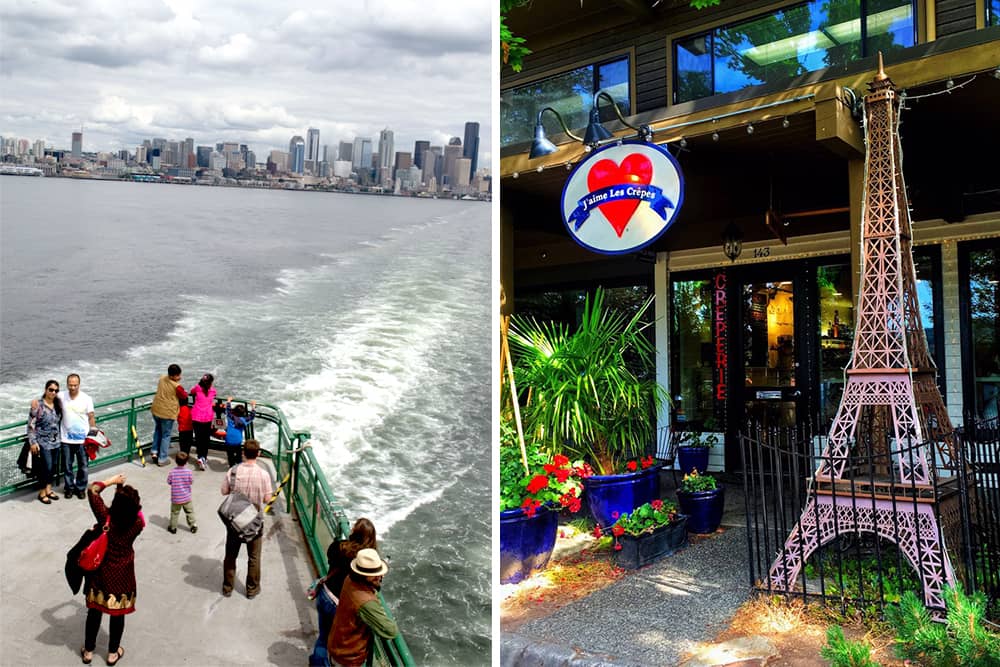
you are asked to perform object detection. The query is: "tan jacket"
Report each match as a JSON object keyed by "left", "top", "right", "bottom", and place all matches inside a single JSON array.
[{"left": 150, "top": 375, "right": 180, "bottom": 420}]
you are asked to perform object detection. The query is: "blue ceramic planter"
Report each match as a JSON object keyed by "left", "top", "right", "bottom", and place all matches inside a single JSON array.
[
  {"left": 677, "top": 485, "right": 725, "bottom": 534},
  {"left": 676, "top": 445, "right": 709, "bottom": 475},
  {"left": 583, "top": 465, "right": 660, "bottom": 529},
  {"left": 613, "top": 515, "right": 689, "bottom": 569},
  {"left": 499, "top": 505, "right": 559, "bottom": 584}
]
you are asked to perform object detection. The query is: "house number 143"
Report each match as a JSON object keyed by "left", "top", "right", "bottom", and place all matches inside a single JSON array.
[{"left": 753, "top": 247, "right": 771, "bottom": 258}]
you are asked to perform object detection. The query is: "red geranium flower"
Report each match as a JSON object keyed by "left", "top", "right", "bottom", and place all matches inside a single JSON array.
[
  {"left": 552, "top": 454, "right": 570, "bottom": 467},
  {"left": 526, "top": 474, "right": 549, "bottom": 494},
  {"left": 626, "top": 460, "right": 638, "bottom": 472},
  {"left": 520, "top": 497, "right": 542, "bottom": 518},
  {"left": 593, "top": 524, "right": 603, "bottom": 538},
  {"left": 651, "top": 499, "right": 663, "bottom": 511},
  {"left": 641, "top": 455, "right": 655, "bottom": 469},
  {"left": 614, "top": 542, "right": 623, "bottom": 551},
  {"left": 611, "top": 524, "right": 625, "bottom": 537},
  {"left": 554, "top": 467, "right": 571, "bottom": 483}
]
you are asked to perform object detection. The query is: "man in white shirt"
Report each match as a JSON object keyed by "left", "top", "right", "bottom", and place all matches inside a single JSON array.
[{"left": 60, "top": 373, "right": 96, "bottom": 499}]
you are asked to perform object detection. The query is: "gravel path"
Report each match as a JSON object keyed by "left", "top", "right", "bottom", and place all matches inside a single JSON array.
[{"left": 500, "top": 526, "right": 751, "bottom": 666}]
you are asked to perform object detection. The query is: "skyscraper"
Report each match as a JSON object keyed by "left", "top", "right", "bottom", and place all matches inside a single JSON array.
[
  {"left": 443, "top": 138, "right": 462, "bottom": 187},
  {"left": 338, "top": 141, "right": 353, "bottom": 163},
  {"left": 71, "top": 132, "right": 82, "bottom": 157},
  {"left": 378, "top": 128, "right": 394, "bottom": 185},
  {"left": 289, "top": 136, "right": 305, "bottom": 174},
  {"left": 413, "top": 140, "right": 430, "bottom": 170},
  {"left": 462, "top": 122, "right": 479, "bottom": 180},
  {"left": 196, "top": 146, "right": 212, "bottom": 168},
  {"left": 306, "top": 128, "right": 320, "bottom": 173}
]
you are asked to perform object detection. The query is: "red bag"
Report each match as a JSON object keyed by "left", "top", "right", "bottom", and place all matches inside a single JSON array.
[{"left": 78, "top": 518, "right": 110, "bottom": 571}]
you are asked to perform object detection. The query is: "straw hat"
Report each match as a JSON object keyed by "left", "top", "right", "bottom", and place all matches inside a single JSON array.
[{"left": 350, "top": 548, "right": 389, "bottom": 577}]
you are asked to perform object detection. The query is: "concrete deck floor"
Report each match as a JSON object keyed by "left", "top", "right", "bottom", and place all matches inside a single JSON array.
[{"left": 0, "top": 452, "right": 318, "bottom": 666}]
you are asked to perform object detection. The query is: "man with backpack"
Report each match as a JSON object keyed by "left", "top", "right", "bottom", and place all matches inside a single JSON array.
[{"left": 219, "top": 439, "right": 273, "bottom": 599}]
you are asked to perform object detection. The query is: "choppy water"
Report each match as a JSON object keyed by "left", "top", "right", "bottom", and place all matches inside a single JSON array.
[{"left": 0, "top": 177, "right": 491, "bottom": 665}]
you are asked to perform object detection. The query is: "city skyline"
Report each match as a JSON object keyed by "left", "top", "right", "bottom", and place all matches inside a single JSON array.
[{"left": 0, "top": 0, "right": 492, "bottom": 165}]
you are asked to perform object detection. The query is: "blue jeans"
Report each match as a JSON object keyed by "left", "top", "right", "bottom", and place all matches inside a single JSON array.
[
  {"left": 152, "top": 416, "right": 175, "bottom": 461},
  {"left": 309, "top": 584, "right": 338, "bottom": 666},
  {"left": 62, "top": 442, "right": 87, "bottom": 493},
  {"left": 38, "top": 445, "right": 61, "bottom": 489}
]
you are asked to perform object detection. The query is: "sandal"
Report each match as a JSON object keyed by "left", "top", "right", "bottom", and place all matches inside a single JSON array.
[
  {"left": 47, "top": 491, "right": 59, "bottom": 500},
  {"left": 106, "top": 647, "right": 124, "bottom": 666},
  {"left": 81, "top": 647, "right": 93, "bottom": 664},
  {"left": 38, "top": 494, "right": 51, "bottom": 504}
]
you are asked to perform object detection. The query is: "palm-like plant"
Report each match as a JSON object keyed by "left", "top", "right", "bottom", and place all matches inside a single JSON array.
[{"left": 509, "top": 288, "right": 665, "bottom": 476}]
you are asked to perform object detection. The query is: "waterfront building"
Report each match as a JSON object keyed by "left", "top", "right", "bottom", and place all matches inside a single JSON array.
[
  {"left": 268, "top": 150, "right": 289, "bottom": 173},
  {"left": 136, "top": 145, "right": 147, "bottom": 164},
  {"left": 333, "top": 160, "right": 352, "bottom": 179},
  {"left": 394, "top": 151, "right": 412, "bottom": 173},
  {"left": 71, "top": 132, "right": 82, "bottom": 157},
  {"left": 501, "top": 0, "right": 1000, "bottom": 470},
  {"left": 463, "top": 121, "right": 479, "bottom": 181},
  {"left": 378, "top": 128, "right": 394, "bottom": 184},
  {"left": 413, "top": 140, "right": 430, "bottom": 169},
  {"left": 209, "top": 151, "right": 226, "bottom": 172},
  {"left": 33, "top": 140, "right": 45, "bottom": 161},
  {"left": 288, "top": 136, "right": 305, "bottom": 175},
  {"left": 338, "top": 141, "right": 353, "bottom": 163}
]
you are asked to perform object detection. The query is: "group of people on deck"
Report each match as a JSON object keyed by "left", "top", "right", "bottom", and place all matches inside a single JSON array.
[{"left": 23, "top": 365, "right": 398, "bottom": 667}]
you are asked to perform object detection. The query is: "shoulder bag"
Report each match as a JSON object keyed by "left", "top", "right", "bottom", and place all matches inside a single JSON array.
[
  {"left": 78, "top": 518, "right": 110, "bottom": 571},
  {"left": 218, "top": 466, "right": 263, "bottom": 542}
]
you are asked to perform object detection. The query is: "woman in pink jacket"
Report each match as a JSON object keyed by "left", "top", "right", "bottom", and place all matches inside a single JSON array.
[{"left": 188, "top": 374, "right": 216, "bottom": 470}]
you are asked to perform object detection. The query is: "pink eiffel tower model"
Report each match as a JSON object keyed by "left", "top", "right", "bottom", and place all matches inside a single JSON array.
[{"left": 768, "top": 55, "right": 963, "bottom": 611}]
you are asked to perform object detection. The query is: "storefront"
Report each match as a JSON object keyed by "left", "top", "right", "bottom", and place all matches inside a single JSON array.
[{"left": 501, "top": 0, "right": 1000, "bottom": 471}]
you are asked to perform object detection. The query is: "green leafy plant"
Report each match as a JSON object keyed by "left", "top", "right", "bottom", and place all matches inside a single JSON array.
[
  {"left": 885, "top": 584, "right": 1000, "bottom": 665},
  {"left": 509, "top": 288, "right": 665, "bottom": 476},
  {"left": 820, "top": 626, "right": 880, "bottom": 667},
  {"left": 678, "top": 469, "right": 718, "bottom": 493},
  {"left": 500, "top": 0, "right": 532, "bottom": 72},
  {"left": 500, "top": 431, "right": 589, "bottom": 516},
  {"left": 677, "top": 431, "right": 719, "bottom": 448},
  {"left": 610, "top": 499, "right": 680, "bottom": 538}
]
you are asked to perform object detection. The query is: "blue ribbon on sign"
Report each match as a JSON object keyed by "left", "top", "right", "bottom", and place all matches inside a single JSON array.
[{"left": 568, "top": 184, "right": 675, "bottom": 231}]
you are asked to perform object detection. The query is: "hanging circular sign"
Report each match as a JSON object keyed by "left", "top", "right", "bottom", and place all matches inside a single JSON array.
[{"left": 560, "top": 140, "right": 684, "bottom": 255}]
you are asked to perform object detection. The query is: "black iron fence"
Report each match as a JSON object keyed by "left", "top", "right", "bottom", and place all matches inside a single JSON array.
[{"left": 739, "top": 418, "right": 1000, "bottom": 618}]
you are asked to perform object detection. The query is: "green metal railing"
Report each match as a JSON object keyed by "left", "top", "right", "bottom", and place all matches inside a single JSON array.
[{"left": 0, "top": 392, "right": 414, "bottom": 667}]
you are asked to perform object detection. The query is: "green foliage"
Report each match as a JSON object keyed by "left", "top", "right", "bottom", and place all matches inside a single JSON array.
[
  {"left": 500, "top": 0, "right": 531, "bottom": 72},
  {"left": 802, "top": 552, "right": 921, "bottom": 615},
  {"left": 885, "top": 584, "right": 1000, "bottom": 666},
  {"left": 820, "top": 626, "right": 880, "bottom": 667},
  {"left": 689, "top": 0, "right": 722, "bottom": 7},
  {"left": 509, "top": 288, "right": 665, "bottom": 476},
  {"left": 499, "top": 438, "right": 586, "bottom": 514},
  {"left": 611, "top": 499, "right": 680, "bottom": 537},
  {"left": 678, "top": 431, "right": 719, "bottom": 448},
  {"left": 678, "top": 469, "right": 717, "bottom": 493}
]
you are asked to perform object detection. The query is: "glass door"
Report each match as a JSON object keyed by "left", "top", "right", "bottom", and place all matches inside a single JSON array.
[{"left": 741, "top": 277, "right": 802, "bottom": 430}]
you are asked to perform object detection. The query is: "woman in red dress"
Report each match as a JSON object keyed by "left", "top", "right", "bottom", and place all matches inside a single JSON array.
[{"left": 81, "top": 473, "right": 144, "bottom": 666}]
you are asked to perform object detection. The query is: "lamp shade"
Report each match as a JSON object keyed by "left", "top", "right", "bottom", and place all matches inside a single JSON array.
[
  {"left": 583, "top": 107, "right": 613, "bottom": 146},
  {"left": 529, "top": 122, "right": 558, "bottom": 159}
]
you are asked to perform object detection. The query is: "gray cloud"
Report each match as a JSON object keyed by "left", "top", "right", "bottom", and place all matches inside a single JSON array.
[{"left": 0, "top": 0, "right": 493, "bottom": 166}]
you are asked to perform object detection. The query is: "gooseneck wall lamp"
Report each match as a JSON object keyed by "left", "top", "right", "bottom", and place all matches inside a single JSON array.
[{"left": 528, "top": 89, "right": 652, "bottom": 160}]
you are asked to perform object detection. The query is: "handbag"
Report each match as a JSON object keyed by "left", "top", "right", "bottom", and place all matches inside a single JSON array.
[
  {"left": 218, "top": 466, "right": 263, "bottom": 542},
  {"left": 78, "top": 518, "right": 110, "bottom": 571},
  {"left": 16, "top": 441, "right": 38, "bottom": 477}
]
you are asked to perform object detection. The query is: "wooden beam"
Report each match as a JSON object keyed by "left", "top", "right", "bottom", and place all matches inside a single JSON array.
[
  {"left": 610, "top": 0, "right": 653, "bottom": 19},
  {"left": 815, "top": 86, "right": 864, "bottom": 157}
]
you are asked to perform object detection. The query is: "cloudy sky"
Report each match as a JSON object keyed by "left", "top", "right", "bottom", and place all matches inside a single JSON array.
[{"left": 0, "top": 0, "right": 493, "bottom": 166}]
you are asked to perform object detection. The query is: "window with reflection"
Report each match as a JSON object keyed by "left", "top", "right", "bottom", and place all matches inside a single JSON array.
[
  {"left": 674, "top": 0, "right": 916, "bottom": 103},
  {"left": 501, "top": 57, "right": 630, "bottom": 147},
  {"left": 991, "top": 0, "right": 1000, "bottom": 26},
  {"left": 670, "top": 278, "right": 716, "bottom": 429},
  {"left": 965, "top": 245, "right": 1000, "bottom": 420},
  {"left": 816, "top": 249, "right": 939, "bottom": 426}
]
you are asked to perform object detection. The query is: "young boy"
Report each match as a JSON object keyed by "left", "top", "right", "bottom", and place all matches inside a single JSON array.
[
  {"left": 166, "top": 451, "right": 197, "bottom": 534},
  {"left": 224, "top": 397, "right": 256, "bottom": 467}
]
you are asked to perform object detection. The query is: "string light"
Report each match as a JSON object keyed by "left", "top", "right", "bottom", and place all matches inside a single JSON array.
[
  {"left": 746, "top": 123, "right": 754, "bottom": 134},
  {"left": 679, "top": 137, "right": 688, "bottom": 148},
  {"left": 512, "top": 172, "right": 519, "bottom": 179},
  {"left": 782, "top": 117, "right": 790, "bottom": 129},
  {"left": 712, "top": 131, "right": 719, "bottom": 141}
]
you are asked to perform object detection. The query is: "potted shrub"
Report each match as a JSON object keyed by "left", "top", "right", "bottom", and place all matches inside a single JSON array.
[
  {"left": 509, "top": 288, "right": 666, "bottom": 528},
  {"left": 499, "top": 434, "right": 588, "bottom": 584},
  {"left": 608, "top": 498, "right": 688, "bottom": 569},
  {"left": 675, "top": 431, "right": 719, "bottom": 476},
  {"left": 676, "top": 469, "right": 725, "bottom": 534}
]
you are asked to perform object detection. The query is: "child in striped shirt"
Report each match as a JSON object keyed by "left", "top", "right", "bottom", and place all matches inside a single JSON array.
[{"left": 166, "top": 451, "right": 197, "bottom": 534}]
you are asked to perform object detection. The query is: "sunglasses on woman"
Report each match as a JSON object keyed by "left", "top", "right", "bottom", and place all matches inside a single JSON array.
[{"left": 47, "top": 387, "right": 59, "bottom": 393}]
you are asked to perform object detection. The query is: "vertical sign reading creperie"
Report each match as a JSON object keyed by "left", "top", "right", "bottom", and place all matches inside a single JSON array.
[{"left": 714, "top": 271, "right": 728, "bottom": 408}]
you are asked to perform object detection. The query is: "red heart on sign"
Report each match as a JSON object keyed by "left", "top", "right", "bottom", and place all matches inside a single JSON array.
[{"left": 586, "top": 153, "right": 653, "bottom": 237}]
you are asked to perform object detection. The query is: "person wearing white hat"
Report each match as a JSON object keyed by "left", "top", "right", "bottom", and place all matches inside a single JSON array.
[{"left": 327, "top": 548, "right": 398, "bottom": 667}]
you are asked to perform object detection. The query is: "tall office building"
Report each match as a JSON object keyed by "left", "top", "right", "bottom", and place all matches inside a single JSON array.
[
  {"left": 462, "top": 122, "right": 480, "bottom": 179},
  {"left": 394, "top": 151, "right": 412, "bottom": 173},
  {"left": 306, "top": 128, "right": 320, "bottom": 173},
  {"left": 182, "top": 137, "right": 194, "bottom": 167},
  {"left": 443, "top": 137, "right": 462, "bottom": 186},
  {"left": 378, "top": 128, "right": 394, "bottom": 185},
  {"left": 196, "top": 146, "right": 212, "bottom": 168},
  {"left": 33, "top": 140, "right": 46, "bottom": 160},
  {"left": 352, "top": 137, "right": 372, "bottom": 173},
  {"left": 71, "top": 132, "right": 82, "bottom": 157},
  {"left": 413, "top": 140, "right": 430, "bottom": 169},
  {"left": 338, "top": 141, "right": 353, "bottom": 163},
  {"left": 288, "top": 136, "right": 305, "bottom": 174}
]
